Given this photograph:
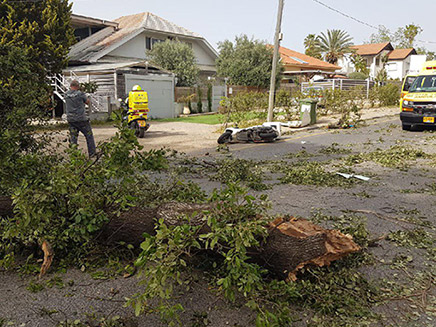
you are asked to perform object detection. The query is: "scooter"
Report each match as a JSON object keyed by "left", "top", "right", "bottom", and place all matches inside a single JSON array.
[
  {"left": 119, "top": 98, "right": 150, "bottom": 138},
  {"left": 217, "top": 122, "right": 290, "bottom": 144}
]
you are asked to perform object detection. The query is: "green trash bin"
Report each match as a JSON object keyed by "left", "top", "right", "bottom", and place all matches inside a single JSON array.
[{"left": 299, "top": 98, "right": 318, "bottom": 125}]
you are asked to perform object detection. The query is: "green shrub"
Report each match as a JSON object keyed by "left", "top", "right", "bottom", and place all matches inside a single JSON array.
[
  {"left": 197, "top": 86, "right": 203, "bottom": 113},
  {"left": 374, "top": 83, "right": 401, "bottom": 107},
  {"left": 80, "top": 81, "right": 98, "bottom": 94},
  {"left": 348, "top": 72, "right": 369, "bottom": 80},
  {"left": 219, "top": 91, "right": 268, "bottom": 126},
  {"left": 275, "top": 89, "right": 293, "bottom": 108},
  {"left": 0, "top": 122, "right": 169, "bottom": 263}
]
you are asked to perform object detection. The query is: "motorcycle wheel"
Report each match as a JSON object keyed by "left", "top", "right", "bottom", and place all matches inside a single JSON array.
[
  {"left": 138, "top": 127, "right": 146, "bottom": 138},
  {"left": 217, "top": 131, "right": 232, "bottom": 144}
]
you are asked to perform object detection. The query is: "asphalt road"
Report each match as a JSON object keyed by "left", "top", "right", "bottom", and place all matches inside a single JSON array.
[
  {"left": 2, "top": 115, "right": 435, "bottom": 327},
  {"left": 199, "top": 116, "right": 412, "bottom": 159}
]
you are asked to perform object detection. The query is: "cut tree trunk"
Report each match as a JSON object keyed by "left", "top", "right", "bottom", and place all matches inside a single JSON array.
[
  {"left": 2, "top": 197, "right": 360, "bottom": 280},
  {"left": 100, "top": 203, "right": 360, "bottom": 280}
]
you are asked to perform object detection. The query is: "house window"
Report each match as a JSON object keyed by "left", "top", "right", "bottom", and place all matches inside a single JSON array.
[
  {"left": 146, "top": 37, "right": 151, "bottom": 50},
  {"left": 388, "top": 63, "right": 397, "bottom": 71},
  {"left": 146, "top": 37, "right": 164, "bottom": 50}
]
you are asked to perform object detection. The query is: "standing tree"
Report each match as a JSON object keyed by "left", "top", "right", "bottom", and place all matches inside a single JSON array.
[
  {"left": 369, "top": 25, "right": 392, "bottom": 44},
  {"left": 0, "top": 0, "right": 75, "bottom": 79},
  {"left": 318, "top": 29, "right": 353, "bottom": 65},
  {"left": 369, "top": 24, "right": 434, "bottom": 59},
  {"left": 304, "top": 34, "right": 322, "bottom": 59},
  {"left": 216, "top": 35, "right": 282, "bottom": 88},
  {"left": 395, "top": 24, "right": 423, "bottom": 49},
  {"left": 0, "top": 0, "right": 74, "bottom": 193},
  {"left": 147, "top": 40, "right": 199, "bottom": 87},
  {"left": 351, "top": 54, "right": 370, "bottom": 77}
]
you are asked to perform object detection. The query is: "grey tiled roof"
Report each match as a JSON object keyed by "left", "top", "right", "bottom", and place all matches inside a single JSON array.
[{"left": 69, "top": 12, "right": 202, "bottom": 62}]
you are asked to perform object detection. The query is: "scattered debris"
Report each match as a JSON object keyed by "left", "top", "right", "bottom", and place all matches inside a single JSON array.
[{"left": 336, "top": 172, "right": 370, "bottom": 181}]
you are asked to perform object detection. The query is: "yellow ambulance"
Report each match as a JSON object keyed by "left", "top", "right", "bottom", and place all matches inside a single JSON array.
[{"left": 400, "top": 61, "right": 436, "bottom": 130}]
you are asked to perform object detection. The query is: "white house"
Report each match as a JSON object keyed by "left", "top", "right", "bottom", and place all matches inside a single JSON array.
[
  {"left": 338, "top": 42, "right": 394, "bottom": 79},
  {"left": 338, "top": 42, "right": 426, "bottom": 81},
  {"left": 386, "top": 49, "right": 426, "bottom": 79},
  {"left": 52, "top": 13, "right": 221, "bottom": 119}
]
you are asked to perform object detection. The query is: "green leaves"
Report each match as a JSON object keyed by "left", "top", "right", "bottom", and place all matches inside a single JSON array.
[
  {"left": 280, "top": 161, "right": 357, "bottom": 188},
  {"left": 147, "top": 40, "right": 199, "bottom": 87},
  {"left": 0, "top": 122, "right": 171, "bottom": 262},
  {"left": 344, "top": 145, "right": 428, "bottom": 169},
  {"left": 212, "top": 158, "right": 268, "bottom": 191},
  {"left": 317, "top": 29, "right": 353, "bottom": 65},
  {"left": 131, "top": 184, "right": 273, "bottom": 324},
  {"left": 216, "top": 35, "right": 282, "bottom": 88}
]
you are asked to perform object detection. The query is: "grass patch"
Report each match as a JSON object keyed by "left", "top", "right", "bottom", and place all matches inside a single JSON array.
[{"left": 155, "top": 114, "right": 223, "bottom": 125}]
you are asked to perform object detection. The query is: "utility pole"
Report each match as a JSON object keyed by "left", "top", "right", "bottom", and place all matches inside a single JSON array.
[{"left": 267, "top": 0, "right": 285, "bottom": 122}]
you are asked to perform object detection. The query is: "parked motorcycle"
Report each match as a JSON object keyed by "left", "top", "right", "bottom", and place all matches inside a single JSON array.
[
  {"left": 217, "top": 122, "right": 289, "bottom": 144},
  {"left": 119, "top": 98, "right": 150, "bottom": 138}
]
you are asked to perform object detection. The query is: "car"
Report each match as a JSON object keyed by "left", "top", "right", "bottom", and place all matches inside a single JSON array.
[{"left": 400, "top": 61, "right": 436, "bottom": 131}]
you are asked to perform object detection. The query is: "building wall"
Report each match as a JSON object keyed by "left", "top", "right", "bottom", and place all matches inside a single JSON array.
[
  {"left": 124, "top": 73, "right": 175, "bottom": 119},
  {"left": 107, "top": 31, "right": 216, "bottom": 70},
  {"left": 109, "top": 34, "right": 147, "bottom": 59},
  {"left": 338, "top": 55, "right": 354, "bottom": 75},
  {"left": 386, "top": 60, "right": 404, "bottom": 80},
  {"left": 409, "top": 55, "right": 427, "bottom": 75},
  {"left": 386, "top": 55, "right": 427, "bottom": 80}
]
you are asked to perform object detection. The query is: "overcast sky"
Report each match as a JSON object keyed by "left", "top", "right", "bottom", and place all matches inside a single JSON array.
[{"left": 72, "top": 0, "right": 436, "bottom": 53}]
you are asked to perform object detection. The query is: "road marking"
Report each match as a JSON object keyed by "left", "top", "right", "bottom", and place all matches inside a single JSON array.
[{"left": 232, "top": 116, "right": 398, "bottom": 152}]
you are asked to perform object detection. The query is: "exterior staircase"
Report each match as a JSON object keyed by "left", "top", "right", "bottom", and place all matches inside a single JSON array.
[{"left": 49, "top": 73, "right": 108, "bottom": 113}]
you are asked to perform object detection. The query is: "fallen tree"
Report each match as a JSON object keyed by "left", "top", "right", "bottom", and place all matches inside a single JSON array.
[
  {"left": 100, "top": 202, "right": 360, "bottom": 281},
  {"left": 1, "top": 197, "right": 360, "bottom": 280}
]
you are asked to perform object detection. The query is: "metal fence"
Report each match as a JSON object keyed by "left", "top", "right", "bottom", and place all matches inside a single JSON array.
[{"left": 301, "top": 79, "right": 375, "bottom": 98}]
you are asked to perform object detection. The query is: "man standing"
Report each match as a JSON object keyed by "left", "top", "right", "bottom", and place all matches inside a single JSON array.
[{"left": 65, "top": 80, "right": 96, "bottom": 157}]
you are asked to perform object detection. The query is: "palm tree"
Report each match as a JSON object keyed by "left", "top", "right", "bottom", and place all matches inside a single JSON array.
[
  {"left": 318, "top": 30, "right": 353, "bottom": 65},
  {"left": 304, "top": 34, "right": 322, "bottom": 59}
]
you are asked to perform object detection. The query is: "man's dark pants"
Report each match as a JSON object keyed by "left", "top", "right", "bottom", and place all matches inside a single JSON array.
[{"left": 69, "top": 120, "right": 96, "bottom": 157}]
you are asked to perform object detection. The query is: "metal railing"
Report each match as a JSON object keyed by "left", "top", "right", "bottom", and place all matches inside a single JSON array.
[
  {"left": 301, "top": 79, "right": 375, "bottom": 98},
  {"left": 49, "top": 72, "right": 108, "bottom": 112}
]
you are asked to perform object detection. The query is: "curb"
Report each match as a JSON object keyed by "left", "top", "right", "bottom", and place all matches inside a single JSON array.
[{"left": 285, "top": 113, "right": 399, "bottom": 133}]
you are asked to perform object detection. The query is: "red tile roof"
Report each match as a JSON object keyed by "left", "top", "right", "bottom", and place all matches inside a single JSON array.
[
  {"left": 350, "top": 42, "right": 393, "bottom": 56},
  {"left": 279, "top": 46, "right": 340, "bottom": 71},
  {"left": 388, "top": 48, "right": 417, "bottom": 60}
]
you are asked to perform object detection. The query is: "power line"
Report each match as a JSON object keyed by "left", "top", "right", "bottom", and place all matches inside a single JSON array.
[
  {"left": 312, "top": 0, "right": 436, "bottom": 45},
  {"left": 312, "top": 0, "right": 379, "bottom": 30}
]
